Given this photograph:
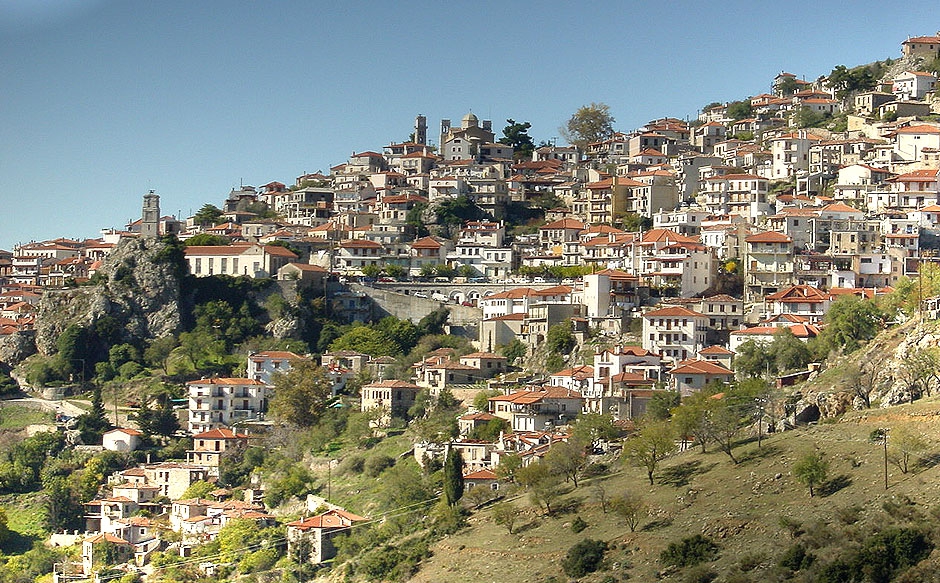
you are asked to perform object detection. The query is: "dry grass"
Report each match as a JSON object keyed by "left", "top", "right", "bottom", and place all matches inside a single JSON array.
[{"left": 408, "top": 398, "right": 940, "bottom": 582}]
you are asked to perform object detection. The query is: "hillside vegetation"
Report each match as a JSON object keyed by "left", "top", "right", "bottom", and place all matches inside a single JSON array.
[{"left": 405, "top": 399, "right": 940, "bottom": 583}]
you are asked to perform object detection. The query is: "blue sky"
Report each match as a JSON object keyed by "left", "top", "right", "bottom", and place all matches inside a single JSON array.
[{"left": 1, "top": 0, "right": 937, "bottom": 250}]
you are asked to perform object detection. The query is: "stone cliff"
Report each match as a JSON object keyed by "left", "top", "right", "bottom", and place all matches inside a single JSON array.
[{"left": 32, "top": 237, "right": 185, "bottom": 356}]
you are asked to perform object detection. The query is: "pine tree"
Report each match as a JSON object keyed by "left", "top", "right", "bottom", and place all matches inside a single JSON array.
[
  {"left": 443, "top": 448, "right": 464, "bottom": 506},
  {"left": 76, "top": 385, "right": 112, "bottom": 444}
]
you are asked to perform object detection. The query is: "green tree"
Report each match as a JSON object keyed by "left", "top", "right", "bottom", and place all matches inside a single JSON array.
[
  {"left": 184, "top": 233, "right": 230, "bottom": 246},
  {"left": 672, "top": 391, "right": 713, "bottom": 453},
  {"left": 433, "top": 196, "right": 485, "bottom": 237},
  {"left": 818, "top": 295, "right": 885, "bottom": 353},
  {"left": 192, "top": 204, "right": 224, "bottom": 226},
  {"left": 499, "top": 338, "right": 527, "bottom": 366},
  {"left": 269, "top": 361, "right": 333, "bottom": 427},
  {"left": 443, "top": 448, "right": 464, "bottom": 506},
  {"left": 560, "top": 102, "right": 615, "bottom": 151},
  {"left": 623, "top": 420, "right": 676, "bottom": 485},
  {"left": 499, "top": 119, "right": 535, "bottom": 160},
  {"left": 144, "top": 334, "right": 179, "bottom": 374},
  {"left": 772, "top": 328, "right": 812, "bottom": 374},
  {"left": 646, "top": 391, "right": 680, "bottom": 420},
  {"left": 794, "top": 106, "right": 827, "bottom": 129},
  {"left": 495, "top": 453, "right": 523, "bottom": 483},
  {"left": 417, "top": 306, "right": 450, "bottom": 336},
  {"left": 889, "top": 426, "right": 928, "bottom": 474},
  {"left": 76, "top": 385, "right": 112, "bottom": 444},
  {"left": 0, "top": 368, "right": 18, "bottom": 396},
  {"left": 545, "top": 440, "right": 587, "bottom": 488},
  {"left": 133, "top": 392, "right": 180, "bottom": 438},
  {"left": 516, "top": 461, "right": 564, "bottom": 515},
  {"left": 491, "top": 501, "right": 517, "bottom": 534},
  {"left": 610, "top": 492, "right": 645, "bottom": 532},
  {"left": 726, "top": 100, "right": 753, "bottom": 120},
  {"left": 546, "top": 319, "right": 575, "bottom": 355},
  {"left": 571, "top": 413, "right": 621, "bottom": 448},
  {"left": 361, "top": 263, "right": 383, "bottom": 278},
  {"left": 734, "top": 339, "right": 775, "bottom": 378},
  {"left": 181, "top": 480, "right": 216, "bottom": 500},
  {"left": 329, "top": 325, "right": 399, "bottom": 357},
  {"left": 705, "top": 384, "right": 754, "bottom": 464},
  {"left": 793, "top": 450, "right": 828, "bottom": 497}
]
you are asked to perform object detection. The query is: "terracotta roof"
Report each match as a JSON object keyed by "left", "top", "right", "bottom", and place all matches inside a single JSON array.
[
  {"left": 745, "top": 231, "right": 792, "bottom": 243},
  {"left": 186, "top": 377, "right": 267, "bottom": 386},
  {"left": 894, "top": 125, "right": 940, "bottom": 135},
  {"left": 105, "top": 427, "right": 143, "bottom": 436},
  {"left": 541, "top": 218, "right": 586, "bottom": 230},
  {"left": 765, "top": 284, "right": 828, "bottom": 303},
  {"left": 192, "top": 428, "right": 250, "bottom": 440},
  {"left": 463, "top": 468, "right": 498, "bottom": 480},
  {"left": 286, "top": 509, "right": 367, "bottom": 531},
  {"left": 669, "top": 359, "right": 734, "bottom": 376},
  {"left": 362, "top": 380, "right": 421, "bottom": 390},
  {"left": 84, "top": 533, "right": 130, "bottom": 545},
  {"left": 699, "top": 345, "right": 734, "bottom": 355},
  {"left": 643, "top": 306, "right": 707, "bottom": 318}
]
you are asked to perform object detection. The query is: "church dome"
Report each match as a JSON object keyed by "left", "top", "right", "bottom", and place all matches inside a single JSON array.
[{"left": 461, "top": 111, "right": 479, "bottom": 128}]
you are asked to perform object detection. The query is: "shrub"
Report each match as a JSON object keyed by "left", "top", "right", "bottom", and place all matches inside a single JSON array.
[
  {"left": 364, "top": 454, "right": 395, "bottom": 477},
  {"left": 683, "top": 565, "right": 717, "bottom": 583},
  {"left": 778, "top": 543, "right": 815, "bottom": 571},
  {"left": 660, "top": 535, "right": 719, "bottom": 568},
  {"left": 571, "top": 516, "right": 588, "bottom": 533},
  {"left": 561, "top": 538, "right": 607, "bottom": 577}
]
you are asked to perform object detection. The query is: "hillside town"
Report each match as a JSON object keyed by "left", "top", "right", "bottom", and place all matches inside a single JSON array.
[{"left": 4, "top": 33, "right": 940, "bottom": 582}]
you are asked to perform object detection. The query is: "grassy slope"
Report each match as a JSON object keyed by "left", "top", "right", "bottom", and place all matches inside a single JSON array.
[{"left": 410, "top": 399, "right": 940, "bottom": 582}]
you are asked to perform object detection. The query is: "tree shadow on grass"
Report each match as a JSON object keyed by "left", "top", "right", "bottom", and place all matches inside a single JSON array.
[
  {"left": 819, "top": 474, "right": 852, "bottom": 497},
  {"left": 658, "top": 460, "right": 717, "bottom": 488},
  {"left": 4, "top": 531, "right": 36, "bottom": 554},
  {"left": 640, "top": 517, "right": 673, "bottom": 532},
  {"left": 916, "top": 452, "right": 940, "bottom": 471},
  {"left": 737, "top": 444, "right": 783, "bottom": 465},
  {"left": 551, "top": 497, "right": 583, "bottom": 516}
]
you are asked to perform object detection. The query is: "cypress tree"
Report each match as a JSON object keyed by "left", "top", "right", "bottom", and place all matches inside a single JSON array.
[{"left": 443, "top": 448, "right": 464, "bottom": 506}]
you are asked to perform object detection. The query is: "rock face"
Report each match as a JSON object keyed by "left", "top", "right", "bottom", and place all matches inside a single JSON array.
[
  {"left": 33, "top": 237, "right": 185, "bottom": 355},
  {"left": 0, "top": 330, "right": 37, "bottom": 365}
]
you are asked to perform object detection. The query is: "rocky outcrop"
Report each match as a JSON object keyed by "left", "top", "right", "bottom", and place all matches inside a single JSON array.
[
  {"left": 0, "top": 330, "right": 36, "bottom": 365},
  {"left": 33, "top": 237, "right": 185, "bottom": 355}
]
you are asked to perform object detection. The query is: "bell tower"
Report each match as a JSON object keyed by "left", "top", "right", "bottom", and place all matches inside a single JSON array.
[{"left": 141, "top": 190, "right": 160, "bottom": 238}]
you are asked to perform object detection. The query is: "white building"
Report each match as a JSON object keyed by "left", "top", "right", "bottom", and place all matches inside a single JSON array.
[{"left": 187, "top": 377, "right": 270, "bottom": 434}]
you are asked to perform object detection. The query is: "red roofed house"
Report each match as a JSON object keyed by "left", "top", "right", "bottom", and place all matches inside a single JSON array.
[
  {"left": 764, "top": 284, "right": 831, "bottom": 323},
  {"left": 463, "top": 468, "right": 500, "bottom": 492},
  {"left": 248, "top": 350, "right": 309, "bottom": 385},
  {"left": 102, "top": 428, "right": 143, "bottom": 452},
  {"left": 187, "top": 378, "right": 270, "bottom": 434},
  {"left": 889, "top": 168, "right": 940, "bottom": 209},
  {"left": 892, "top": 71, "right": 937, "bottom": 101},
  {"left": 188, "top": 428, "right": 250, "bottom": 475},
  {"left": 360, "top": 380, "right": 422, "bottom": 419},
  {"left": 729, "top": 323, "right": 821, "bottom": 353},
  {"left": 668, "top": 359, "right": 734, "bottom": 396},
  {"left": 703, "top": 173, "right": 770, "bottom": 221},
  {"left": 335, "top": 239, "right": 385, "bottom": 275},
  {"left": 410, "top": 236, "right": 453, "bottom": 276},
  {"left": 489, "top": 386, "right": 583, "bottom": 432},
  {"left": 641, "top": 305, "right": 708, "bottom": 364},
  {"left": 902, "top": 35, "right": 940, "bottom": 58},
  {"left": 184, "top": 244, "right": 298, "bottom": 278},
  {"left": 286, "top": 508, "right": 368, "bottom": 565},
  {"left": 893, "top": 126, "right": 940, "bottom": 163}
]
